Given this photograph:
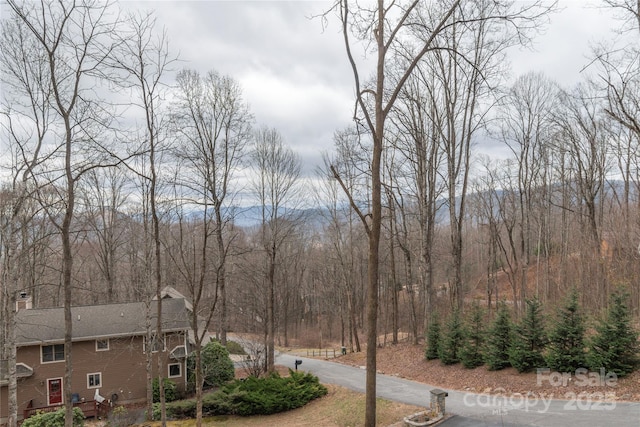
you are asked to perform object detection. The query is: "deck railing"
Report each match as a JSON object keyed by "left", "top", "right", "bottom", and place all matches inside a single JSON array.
[{"left": 23, "top": 399, "right": 106, "bottom": 421}]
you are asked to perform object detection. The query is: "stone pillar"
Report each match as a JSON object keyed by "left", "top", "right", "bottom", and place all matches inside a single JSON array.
[{"left": 430, "top": 389, "right": 448, "bottom": 415}]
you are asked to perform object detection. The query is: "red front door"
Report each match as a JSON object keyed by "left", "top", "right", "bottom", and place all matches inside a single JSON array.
[{"left": 48, "top": 378, "right": 63, "bottom": 405}]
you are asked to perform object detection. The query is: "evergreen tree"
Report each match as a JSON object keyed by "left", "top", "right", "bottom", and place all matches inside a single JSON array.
[
  {"left": 425, "top": 316, "right": 441, "bottom": 360},
  {"left": 438, "top": 309, "right": 464, "bottom": 365},
  {"left": 546, "top": 291, "right": 587, "bottom": 372},
  {"left": 588, "top": 291, "right": 640, "bottom": 377},
  {"left": 509, "top": 298, "right": 547, "bottom": 373},
  {"left": 484, "top": 301, "right": 512, "bottom": 371},
  {"left": 459, "top": 303, "right": 486, "bottom": 369}
]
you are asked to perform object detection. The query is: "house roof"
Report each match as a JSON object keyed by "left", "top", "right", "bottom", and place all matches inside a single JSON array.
[
  {"left": 15, "top": 298, "right": 191, "bottom": 346},
  {"left": 155, "top": 286, "right": 194, "bottom": 312},
  {"left": 0, "top": 362, "right": 33, "bottom": 385}
]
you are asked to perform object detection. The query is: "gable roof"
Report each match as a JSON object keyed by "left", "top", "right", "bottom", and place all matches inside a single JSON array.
[
  {"left": 15, "top": 298, "right": 191, "bottom": 346},
  {"left": 155, "top": 286, "right": 193, "bottom": 312}
]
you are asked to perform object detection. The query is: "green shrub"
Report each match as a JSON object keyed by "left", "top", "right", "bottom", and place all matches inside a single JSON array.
[
  {"left": 217, "top": 370, "right": 328, "bottom": 416},
  {"left": 484, "top": 301, "right": 513, "bottom": 371},
  {"left": 153, "top": 377, "right": 178, "bottom": 403},
  {"left": 425, "top": 317, "right": 441, "bottom": 360},
  {"left": 438, "top": 309, "right": 464, "bottom": 365},
  {"left": 546, "top": 291, "right": 587, "bottom": 373},
  {"left": 157, "top": 369, "right": 327, "bottom": 419},
  {"left": 165, "top": 398, "right": 196, "bottom": 419},
  {"left": 188, "top": 341, "right": 235, "bottom": 390},
  {"left": 201, "top": 385, "right": 243, "bottom": 415},
  {"left": 225, "top": 340, "right": 247, "bottom": 355},
  {"left": 459, "top": 303, "right": 486, "bottom": 369},
  {"left": 509, "top": 298, "right": 547, "bottom": 373},
  {"left": 22, "top": 407, "right": 84, "bottom": 427},
  {"left": 588, "top": 291, "right": 640, "bottom": 377},
  {"left": 150, "top": 402, "right": 167, "bottom": 421}
]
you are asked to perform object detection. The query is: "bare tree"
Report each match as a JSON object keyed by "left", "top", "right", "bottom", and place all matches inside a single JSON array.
[
  {"left": 78, "top": 167, "right": 129, "bottom": 303},
  {"left": 327, "top": 3, "right": 462, "bottom": 422},
  {"left": 469, "top": 160, "right": 502, "bottom": 313},
  {"left": 602, "top": 0, "right": 640, "bottom": 32},
  {"left": 321, "top": 129, "right": 369, "bottom": 352},
  {"left": 5, "top": 2, "right": 124, "bottom": 425},
  {"left": 433, "top": 1, "right": 512, "bottom": 310},
  {"left": 169, "top": 67, "right": 251, "bottom": 425},
  {"left": 497, "top": 72, "right": 558, "bottom": 310},
  {"left": 173, "top": 69, "right": 252, "bottom": 345},
  {"left": 250, "top": 127, "right": 302, "bottom": 372},
  {"left": 0, "top": 190, "right": 26, "bottom": 427},
  {"left": 592, "top": 0, "right": 640, "bottom": 314},
  {"left": 592, "top": 3, "right": 640, "bottom": 248},
  {"left": 389, "top": 69, "right": 444, "bottom": 336},
  {"left": 326, "top": 1, "right": 554, "bottom": 422},
  {"left": 554, "top": 84, "right": 610, "bottom": 308},
  {"left": 0, "top": 9, "right": 55, "bottom": 424},
  {"left": 114, "top": 11, "right": 175, "bottom": 424},
  {"left": 482, "top": 159, "right": 523, "bottom": 310},
  {"left": 240, "top": 340, "right": 267, "bottom": 378}
]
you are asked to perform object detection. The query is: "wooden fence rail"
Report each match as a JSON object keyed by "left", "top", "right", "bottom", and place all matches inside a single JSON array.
[{"left": 306, "top": 348, "right": 341, "bottom": 358}]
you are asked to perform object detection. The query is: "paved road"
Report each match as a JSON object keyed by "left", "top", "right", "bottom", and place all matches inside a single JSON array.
[{"left": 276, "top": 353, "right": 640, "bottom": 426}]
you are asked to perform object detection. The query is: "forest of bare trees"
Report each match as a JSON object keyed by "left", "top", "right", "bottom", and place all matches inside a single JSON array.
[{"left": 2, "top": 1, "right": 640, "bottom": 426}]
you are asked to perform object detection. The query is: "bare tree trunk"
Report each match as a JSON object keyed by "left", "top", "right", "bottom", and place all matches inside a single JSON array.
[
  {"left": 4, "top": 251, "right": 18, "bottom": 427},
  {"left": 386, "top": 189, "right": 399, "bottom": 344},
  {"left": 334, "top": 2, "right": 462, "bottom": 423},
  {"left": 145, "top": 300, "right": 153, "bottom": 421},
  {"left": 251, "top": 127, "right": 302, "bottom": 373},
  {"left": 218, "top": 212, "right": 229, "bottom": 346},
  {"left": 267, "top": 247, "right": 277, "bottom": 371},
  {"left": 194, "top": 342, "right": 203, "bottom": 424},
  {"left": 7, "top": 298, "right": 17, "bottom": 427},
  {"left": 150, "top": 135, "right": 166, "bottom": 426},
  {"left": 62, "top": 136, "right": 75, "bottom": 427},
  {"left": 330, "top": 0, "right": 552, "bottom": 423}
]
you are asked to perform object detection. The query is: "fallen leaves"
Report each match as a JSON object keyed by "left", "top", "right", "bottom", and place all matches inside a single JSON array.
[{"left": 336, "top": 342, "right": 640, "bottom": 401}]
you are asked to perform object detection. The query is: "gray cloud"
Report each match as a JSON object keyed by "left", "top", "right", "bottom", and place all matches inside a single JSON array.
[
  {"left": 123, "top": 0, "right": 619, "bottom": 170},
  {"left": 124, "top": 1, "right": 354, "bottom": 173}
]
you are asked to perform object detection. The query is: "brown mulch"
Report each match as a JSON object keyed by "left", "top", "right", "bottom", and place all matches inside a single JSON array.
[{"left": 335, "top": 342, "right": 640, "bottom": 401}]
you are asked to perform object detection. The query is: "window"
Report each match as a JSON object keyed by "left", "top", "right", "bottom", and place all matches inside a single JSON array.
[
  {"left": 168, "top": 363, "right": 182, "bottom": 378},
  {"left": 41, "top": 344, "right": 64, "bottom": 363},
  {"left": 95, "top": 339, "right": 109, "bottom": 351},
  {"left": 144, "top": 334, "right": 165, "bottom": 353},
  {"left": 87, "top": 372, "right": 101, "bottom": 389}
]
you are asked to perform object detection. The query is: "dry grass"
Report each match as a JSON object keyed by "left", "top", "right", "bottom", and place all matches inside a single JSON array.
[{"left": 133, "top": 384, "right": 422, "bottom": 427}]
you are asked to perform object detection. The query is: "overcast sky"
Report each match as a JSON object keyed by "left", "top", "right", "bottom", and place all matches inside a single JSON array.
[{"left": 119, "top": 1, "right": 620, "bottom": 175}]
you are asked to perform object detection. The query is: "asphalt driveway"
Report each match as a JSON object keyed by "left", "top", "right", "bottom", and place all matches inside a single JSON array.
[{"left": 276, "top": 353, "right": 640, "bottom": 427}]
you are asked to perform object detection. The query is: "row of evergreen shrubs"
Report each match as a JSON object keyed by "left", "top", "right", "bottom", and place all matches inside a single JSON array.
[
  {"left": 153, "top": 370, "right": 328, "bottom": 419},
  {"left": 426, "top": 290, "right": 640, "bottom": 376}
]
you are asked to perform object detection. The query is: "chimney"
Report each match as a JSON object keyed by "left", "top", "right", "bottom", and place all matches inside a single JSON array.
[{"left": 16, "top": 291, "right": 32, "bottom": 311}]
